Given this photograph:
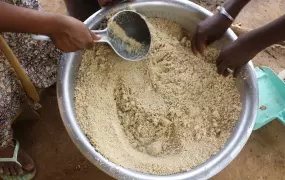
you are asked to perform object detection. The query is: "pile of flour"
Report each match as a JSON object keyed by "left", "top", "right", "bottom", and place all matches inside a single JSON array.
[
  {"left": 108, "top": 20, "right": 143, "bottom": 54},
  {"left": 74, "top": 18, "right": 241, "bottom": 175}
]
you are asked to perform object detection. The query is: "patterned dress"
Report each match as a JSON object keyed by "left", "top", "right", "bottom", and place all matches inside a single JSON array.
[{"left": 0, "top": 0, "right": 61, "bottom": 148}]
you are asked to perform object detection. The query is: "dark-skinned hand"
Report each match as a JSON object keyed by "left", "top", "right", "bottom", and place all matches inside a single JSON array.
[
  {"left": 50, "top": 15, "right": 100, "bottom": 52},
  {"left": 191, "top": 13, "right": 232, "bottom": 55},
  {"left": 216, "top": 35, "right": 260, "bottom": 77}
]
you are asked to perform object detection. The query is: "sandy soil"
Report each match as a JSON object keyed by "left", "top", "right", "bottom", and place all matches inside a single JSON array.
[{"left": 11, "top": 0, "right": 285, "bottom": 179}]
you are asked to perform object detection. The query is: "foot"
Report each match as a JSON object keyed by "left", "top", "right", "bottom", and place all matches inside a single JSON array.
[{"left": 0, "top": 145, "right": 34, "bottom": 176}]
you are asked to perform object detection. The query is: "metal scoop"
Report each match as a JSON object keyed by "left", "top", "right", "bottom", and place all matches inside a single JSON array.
[{"left": 32, "top": 10, "right": 151, "bottom": 61}]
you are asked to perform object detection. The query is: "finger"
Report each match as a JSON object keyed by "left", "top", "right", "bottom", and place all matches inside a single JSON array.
[
  {"left": 85, "top": 31, "right": 96, "bottom": 50},
  {"left": 223, "top": 69, "right": 230, "bottom": 77},
  {"left": 3, "top": 166, "right": 10, "bottom": 175},
  {"left": 216, "top": 52, "right": 223, "bottom": 66},
  {"left": 90, "top": 32, "right": 101, "bottom": 41},
  {"left": 14, "top": 165, "right": 23, "bottom": 175},
  {"left": 191, "top": 34, "right": 198, "bottom": 55},
  {"left": 233, "top": 67, "right": 242, "bottom": 78},
  {"left": 195, "top": 35, "right": 206, "bottom": 55},
  {"left": 9, "top": 166, "right": 16, "bottom": 176},
  {"left": 217, "top": 60, "right": 228, "bottom": 75}
]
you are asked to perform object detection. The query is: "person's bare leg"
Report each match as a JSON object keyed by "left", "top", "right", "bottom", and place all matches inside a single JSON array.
[{"left": 64, "top": 0, "right": 101, "bottom": 21}]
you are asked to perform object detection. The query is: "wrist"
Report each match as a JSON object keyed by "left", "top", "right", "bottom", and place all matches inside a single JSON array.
[
  {"left": 215, "top": 13, "right": 233, "bottom": 27},
  {"left": 38, "top": 13, "right": 66, "bottom": 35},
  {"left": 224, "top": 0, "right": 250, "bottom": 19}
]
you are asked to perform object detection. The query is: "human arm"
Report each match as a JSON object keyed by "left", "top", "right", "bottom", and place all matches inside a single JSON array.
[
  {"left": 217, "top": 14, "right": 285, "bottom": 76},
  {"left": 191, "top": 0, "right": 251, "bottom": 55},
  {"left": 0, "top": 1, "right": 100, "bottom": 52}
]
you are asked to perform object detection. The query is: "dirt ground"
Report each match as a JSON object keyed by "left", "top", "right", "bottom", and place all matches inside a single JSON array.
[{"left": 12, "top": 0, "right": 285, "bottom": 179}]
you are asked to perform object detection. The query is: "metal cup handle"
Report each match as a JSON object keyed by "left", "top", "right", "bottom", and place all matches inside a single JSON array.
[
  {"left": 91, "top": 29, "right": 108, "bottom": 43},
  {"left": 31, "top": 34, "right": 51, "bottom": 41},
  {"left": 31, "top": 29, "right": 108, "bottom": 43}
]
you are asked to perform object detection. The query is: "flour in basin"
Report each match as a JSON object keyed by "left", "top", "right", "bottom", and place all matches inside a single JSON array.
[{"left": 74, "top": 18, "right": 241, "bottom": 175}]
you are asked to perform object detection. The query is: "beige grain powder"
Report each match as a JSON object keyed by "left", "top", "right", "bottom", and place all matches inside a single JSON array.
[
  {"left": 108, "top": 20, "right": 143, "bottom": 53},
  {"left": 75, "top": 18, "right": 241, "bottom": 175}
]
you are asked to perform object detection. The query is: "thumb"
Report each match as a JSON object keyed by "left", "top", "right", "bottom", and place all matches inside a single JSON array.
[{"left": 90, "top": 32, "right": 101, "bottom": 41}]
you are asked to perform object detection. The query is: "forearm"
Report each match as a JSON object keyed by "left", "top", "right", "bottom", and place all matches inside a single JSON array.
[
  {"left": 224, "top": 0, "right": 251, "bottom": 19},
  {"left": 240, "top": 14, "right": 285, "bottom": 52},
  {"left": 0, "top": 2, "right": 62, "bottom": 35}
]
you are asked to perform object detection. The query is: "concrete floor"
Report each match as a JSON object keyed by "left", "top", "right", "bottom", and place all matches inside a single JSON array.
[{"left": 13, "top": 0, "right": 285, "bottom": 179}]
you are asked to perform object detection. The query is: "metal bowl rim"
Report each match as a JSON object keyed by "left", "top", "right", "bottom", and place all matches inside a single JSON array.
[{"left": 57, "top": 0, "right": 258, "bottom": 179}]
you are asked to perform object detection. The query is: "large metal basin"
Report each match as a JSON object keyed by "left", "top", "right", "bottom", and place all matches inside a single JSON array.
[{"left": 57, "top": 0, "right": 258, "bottom": 179}]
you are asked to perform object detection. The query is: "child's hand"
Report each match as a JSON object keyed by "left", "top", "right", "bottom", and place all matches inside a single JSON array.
[
  {"left": 216, "top": 34, "right": 259, "bottom": 77},
  {"left": 50, "top": 15, "right": 100, "bottom": 52},
  {"left": 98, "top": 0, "right": 134, "bottom": 7},
  {"left": 191, "top": 13, "right": 232, "bottom": 55}
]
